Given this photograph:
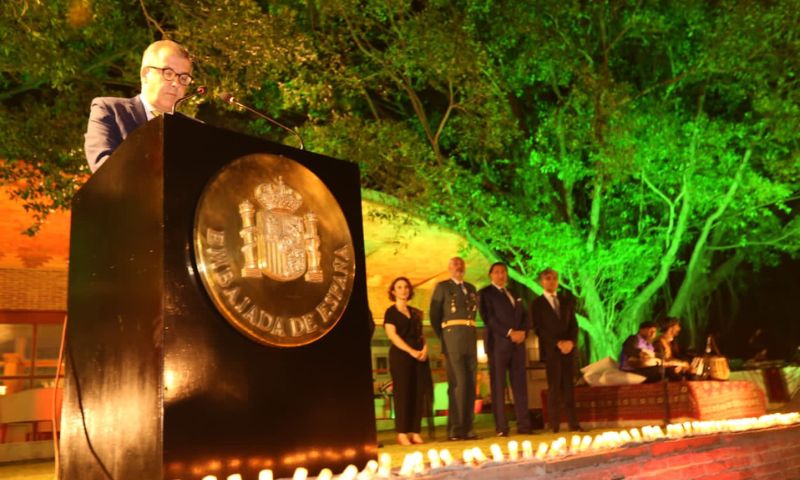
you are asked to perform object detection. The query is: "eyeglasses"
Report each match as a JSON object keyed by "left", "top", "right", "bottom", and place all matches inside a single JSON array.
[{"left": 146, "top": 66, "right": 193, "bottom": 86}]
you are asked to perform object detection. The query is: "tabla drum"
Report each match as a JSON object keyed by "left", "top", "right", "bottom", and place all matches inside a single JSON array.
[{"left": 709, "top": 356, "right": 730, "bottom": 381}]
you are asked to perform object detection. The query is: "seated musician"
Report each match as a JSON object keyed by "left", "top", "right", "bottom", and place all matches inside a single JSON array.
[
  {"left": 654, "top": 317, "right": 691, "bottom": 380},
  {"left": 619, "top": 321, "right": 663, "bottom": 383}
]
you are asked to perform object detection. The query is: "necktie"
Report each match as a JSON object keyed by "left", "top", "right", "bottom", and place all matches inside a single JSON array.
[
  {"left": 501, "top": 287, "right": 515, "bottom": 305},
  {"left": 551, "top": 294, "right": 560, "bottom": 317}
]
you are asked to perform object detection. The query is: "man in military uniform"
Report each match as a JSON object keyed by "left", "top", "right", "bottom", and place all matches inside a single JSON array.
[{"left": 430, "top": 257, "right": 479, "bottom": 440}]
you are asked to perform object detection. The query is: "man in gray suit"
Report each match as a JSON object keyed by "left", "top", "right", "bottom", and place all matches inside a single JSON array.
[
  {"left": 84, "top": 39, "right": 193, "bottom": 172},
  {"left": 430, "top": 257, "right": 479, "bottom": 440}
]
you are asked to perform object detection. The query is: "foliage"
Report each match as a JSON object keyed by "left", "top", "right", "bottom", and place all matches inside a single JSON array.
[{"left": 1, "top": 0, "right": 798, "bottom": 359}]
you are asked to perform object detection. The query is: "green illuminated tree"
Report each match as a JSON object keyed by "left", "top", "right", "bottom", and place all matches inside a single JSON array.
[{"left": 2, "top": 0, "right": 798, "bottom": 360}]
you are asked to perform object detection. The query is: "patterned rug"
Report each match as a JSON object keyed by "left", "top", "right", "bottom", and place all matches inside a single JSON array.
[{"left": 542, "top": 380, "right": 766, "bottom": 426}]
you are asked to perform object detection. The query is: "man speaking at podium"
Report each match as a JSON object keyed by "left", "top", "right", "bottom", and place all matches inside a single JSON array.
[{"left": 84, "top": 39, "right": 193, "bottom": 173}]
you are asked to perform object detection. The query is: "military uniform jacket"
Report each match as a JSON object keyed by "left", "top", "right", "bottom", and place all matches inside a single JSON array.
[{"left": 429, "top": 279, "right": 478, "bottom": 338}]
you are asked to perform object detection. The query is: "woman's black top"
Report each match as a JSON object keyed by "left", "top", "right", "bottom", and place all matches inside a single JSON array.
[{"left": 384, "top": 305, "right": 424, "bottom": 350}]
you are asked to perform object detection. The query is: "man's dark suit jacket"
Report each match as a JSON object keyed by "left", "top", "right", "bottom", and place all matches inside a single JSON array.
[
  {"left": 84, "top": 95, "right": 148, "bottom": 173},
  {"left": 531, "top": 292, "right": 578, "bottom": 359},
  {"left": 478, "top": 286, "right": 530, "bottom": 354}
]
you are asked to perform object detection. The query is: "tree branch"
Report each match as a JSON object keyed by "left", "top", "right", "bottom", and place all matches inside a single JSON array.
[
  {"left": 707, "top": 223, "right": 800, "bottom": 250},
  {"left": 139, "top": 0, "right": 167, "bottom": 39},
  {"left": 586, "top": 181, "right": 604, "bottom": 253},
  {"left": 340, "top": 11, "right": 441, "bottom": 162},
  {"left": 641, "top": 170, "right": 676, "bottom": 249},
  {"left": 432, "top": 79, "right": 456, "bottom": 147}
]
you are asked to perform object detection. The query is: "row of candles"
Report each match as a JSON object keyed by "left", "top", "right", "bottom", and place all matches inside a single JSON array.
[{"left": 196, "top": 412, "right": 799, "bottom": 480}]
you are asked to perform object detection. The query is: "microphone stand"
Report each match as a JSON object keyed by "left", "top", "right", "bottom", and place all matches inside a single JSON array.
[
  {"left": 171, "top": 85, "right": 207, "bottom": 114},
  {"left": 220, "top": 93, "right": 305, "bottom": 150}
]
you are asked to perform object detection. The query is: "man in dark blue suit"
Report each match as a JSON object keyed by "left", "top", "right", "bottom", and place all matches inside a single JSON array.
[
  {"left": 478, "top": 262, "right": 532, "bottom": 436},
  {"left": 531, "top": 268, "right": 582, "bottom": 433},
  {"left": 84, "top": 40, "right": 193, "bottom": 172}
]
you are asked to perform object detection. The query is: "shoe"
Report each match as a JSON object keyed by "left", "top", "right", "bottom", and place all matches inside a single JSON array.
[
  {"left": 517, "top": 429, "right": 533, "bottom": 435},
  {"left": 496, "top": 431, "right": 508, "bottom": 437},
  {"left": 569, "top": 425, "right": 585, "bottom": 432},
  {"left": 410, "top": 433, "right": 424, "bottom": 444},
  {"left": 397, "top": 433, "right": 412, "bottom": 446},
  {"left": 464, "top": 433, "right": 480, "bottom": 440},
  {"left": 552, "top": 427, "right": 560, "bottom": 434},
  {"left": 448, "top": 436, "right": 463, "bottom": 441}
]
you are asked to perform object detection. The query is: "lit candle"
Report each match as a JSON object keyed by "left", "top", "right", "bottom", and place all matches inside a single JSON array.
[
  {"left": 629, "top": 428, "right": 642, "bottom": 442},
  {"left": 580, "top": 435, "right": 593, "bottom": 452},
  {"left": 292, "top": 468, "right": 308, "bottom": 480},
  {"left": 440, "top": 449, "right": 455, "bottom": 467},
  {"left": 591, "top": 434, "right": 605, "bottom": 451},
  {"left": 522, "top": 440, "right": 534, "bottom": 459},
  {"left": 548, "top": 439, "right": 559, "bottom": 457},
  {"left": 201, "top": 476, "right": 218, "bottom": 480},
  {"left": 399, "top": 454, "right": 415, "bottom": 477},
  {"left": 377, "top": 453, "right": 392, "bottom": 477},
  {"left": 317, "top": 468, "right": 333, "bottom": 480},
  {"left": 462, "top": 448, "right": 474, "bottom": 465},
  {"left": 490, "top": 443, "right": 504, "bottom": 462},
  {"left": 337, "top": 465, "right": 358, "bottom": 480},
  {"left": 364, "top": 460, "right": 379, "bottom": 475},
  {"left": 549, "top": 438, "right": 565, "bottom": 458},
  {"left": 534, "top": 442, "right": 548, "bottom": 460},
  {"left": 682, "top": 422, "right": 693, "bottom": 435},
  {"left": 471, "top": 446, "right": 487, "bottom": 464},
  {"left": 508, "top": 440, "right": 519, "bottom": 461},
  {"left": 427, "top": 449, "right": 442, "bottom": 470},
  {"left": 569, "top": 435, "right": 581, "bottom": 453},
  {"left": 620, "top": 430, "right": 632, "bottom": 444},
  {"left": 412, "top": 452, "right": 425, "bottom": 475},
  {"left": 258, "top": 470, "right": 273, "bottom": 480}
]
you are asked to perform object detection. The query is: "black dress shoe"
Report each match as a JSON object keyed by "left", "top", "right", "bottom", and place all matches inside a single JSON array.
[
  {"left": 448, "top": 436, "right": 463, "bottom": 441},
  {"left": 569, "top": 425, "right": 586, "bottom": 432},
  {"left": 552, "top": 427, "right": 560, "bottom": 434},
  {"left": 464, "top": 433, "right": 480, "bottom": 440},
  {"left": 517, "top": 429, "right": 533, "bottom": 435}
]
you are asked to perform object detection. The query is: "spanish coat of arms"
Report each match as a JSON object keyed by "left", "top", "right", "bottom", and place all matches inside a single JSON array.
[{"left": 238, "top": 177, "right": 323, "bottom": 283}]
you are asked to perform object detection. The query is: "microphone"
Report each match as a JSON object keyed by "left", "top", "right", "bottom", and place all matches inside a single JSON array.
[
  {"left": 171, "top": 85, "right": 207, "bottom": 114},
  {"left": 219, "top": 92, "right": 305, "bottom": 150}
]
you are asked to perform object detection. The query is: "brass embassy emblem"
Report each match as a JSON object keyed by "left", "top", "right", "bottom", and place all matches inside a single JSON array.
[{"left": 194, "top": 153, "right": 355, "bottom": 347}]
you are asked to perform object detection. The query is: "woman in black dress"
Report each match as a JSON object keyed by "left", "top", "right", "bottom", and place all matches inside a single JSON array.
[{"left": 384, "top": 276, "right": 432, "bottom": 446}]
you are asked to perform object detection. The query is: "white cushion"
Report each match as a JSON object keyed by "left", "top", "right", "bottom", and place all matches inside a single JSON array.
[
  {"left": 581, "top": 356, "right": 618, "bottom": 375},
  {"left": 596, "top": 369, "right": 647, "bottom": 386},
  {"left": 581, "top": 356, "right": 619, "bottom": 386},
  {"left": 580, "top": 356, "right": 647, "bottom": 386}
]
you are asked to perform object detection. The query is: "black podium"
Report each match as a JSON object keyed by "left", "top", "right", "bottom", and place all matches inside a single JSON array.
[{"left": 62, "top": 115, "right": 377, "bottom": 479}]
